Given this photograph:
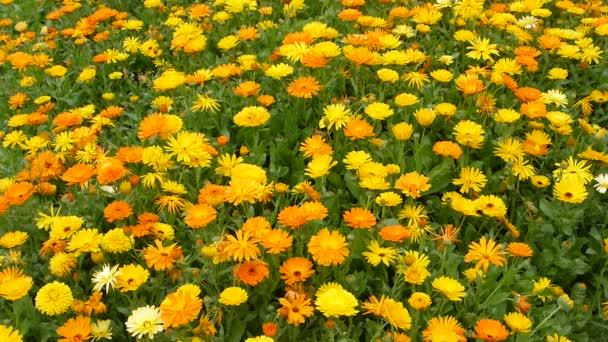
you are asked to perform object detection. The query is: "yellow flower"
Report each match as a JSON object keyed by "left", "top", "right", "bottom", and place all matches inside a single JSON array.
[
  {"left": 391, "top": 122, "right": 414, "bottom": 141},
  {"left": 219, "top": 287, "right": 248, "bottom": 305},
  {"left": 153, "top": 70, "right": 186, "bottom": 91},
  {"left": 0, "top": 231, "right": 28, "bottom": 248},
  {"left": 548, "top": 68, "right": 568, "bottom": 80},
  {"left": 377, "top": 68, "right": 399, "bottom": 83},
  {"left": 315, "top": 283, "right": 358, "bottom": 317},
  {"left": 432, "top": 276, "right": 465, "bottom": 301},
  {"left": 430, "top": 69, "right": 453, "bottom": 82},
  {"left": 35, "top": 281, "right": 73, "bottom": 316},
  {"left": 305, "top": 155, "right": 337, "bottom": 178},
  {"left": 218, "top": 35, "right": 240, "bottom": 50},
  {"left": 504, "top": 312, "right": 532, "bottom": 333},
  {"left": 408, "top": 292, "right": 432, "bottom": 311},
  {"left": 77, "top": 67, "right": 96, "bottom": 82},
  {"left": 364, "top": 102, "right": 394, "bottom": 120},
  {"left": 233, "top": 106, "right": 270, "bottom": 127},
  {"left": 45, "top": 65, "right": 68, "bottom": 78}
]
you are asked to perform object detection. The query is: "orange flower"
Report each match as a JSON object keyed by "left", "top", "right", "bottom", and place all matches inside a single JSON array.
[
  {"left": 143, "top": 240, "right": 183, "bottom": 271},
  {"left": 260, "top": 229, "right": 293, "bottom": 254},
  {"left": 343, "top": 207, "right": 376, "bottom": 229},
  {"left": 241, "top": 216, "right": 272, "bottom": 239},
  {"left": 223, "top": 229, "right": 260, "bottom": 262},
  {"left": 104, "top": 201, "right": 133, "bottom": 223},
  {"left": 506, "top": 242, "right": 533, "bottom": 257},
  {"left": 262, "top": 322, "right": 278, "bottom": 337},
  {"left": 234, "top": 260, "right": 270, "bottom": 286},
  {"left": 8, "top": 92, "right": 28, "bottom": 110},
  {"left": 53, "top": 112, "right": 82, "bottom": 128},
  {"left": 278, "top": 206, "right": 308, "bottom": 229},
  {"left": 473, "top": 319, "right": 509, "bottom": 342},
  {"left": 343, "top": 118, "right": 374, "bottom": 140},
  {"left": 27, "top": 112, "right": 49, "bottom": 125},
  {"left": 184, "top": 204, "right": 217, "bottom": 229},
  {"left": 197, "top": 183, "right": 227, "bottom": 207},
  {"left": 464, "top": 237, "right": 507, "bottom": 272},
  {"left": 96, "top": 158, "right": 126, "bottom": 184},
  {"left": 456, "top": 76, "right": 484, "bottom": 95},
  {"left": 233, "top": 81, "right": 261, "bottom": 97},
  {"left": 514, "top": 87, "right": 542, "bottom": 103},
  {"left": 287, "top": 76, "right": 321, "bottom": 99},
  {"left": 278, "top": 292, "right": 315, "bottom": 326},
  {"left": 61, "top": 164, "right": 96, "bottom": 186},
  {"left": 337, "top": 9, "right": 362, "bottom": 21},
  {"left": 100, "top": 106, "right": 124, "bottom": 119},
  {"left": 4, "top": 182, "right": 35, "bottom": 205},
  {"left": 279, "top": 257, "right": 314, "bottom": 286},
  {"left": 432, "top": 141, "right": 462, "bottom": 159},
  {"left": 394, "top": 172, "right": 431, "bottom": 198},
  {"left": 0, "top": 196, "right": 10, "bottom": 215},
  {"left": 19, "top": 150, "right": 64, "bottom": 181},
  {"left": 379, "top": 225, "right": 410, "bottom": 242},
  {"left": 302, "top": 51, "right": 329, "bottom": 68},
  {"left": 344, "top": 46, "right": 377, "bottom": 66},
  {"left": 116, "top": 147, "right": 144, "bottom": 163},
  {"left": 520, "top": 101, "right": 547, "bottom": 120},
  {"left": 160, "top": 290, "right": 203, "bottom": 328},
  {"left": 307, "top": 228, "right": 349, "bottom": 266},
  {"left": 282, "top": 32, "right": 314, "bottom": 45},
  {"left": 56, "top": 315, "right": 91, "bottom": 342}
]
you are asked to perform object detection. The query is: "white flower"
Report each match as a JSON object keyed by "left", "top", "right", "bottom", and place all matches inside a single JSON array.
[
  {"left": 125, "top": 305, "right": 164, "bottom": 339},
  {"left": 92, "top": 264, "right": 121, "bottom": 293},
  {"left": 593, "top": 174, "right": 608, "bottom": 194}
]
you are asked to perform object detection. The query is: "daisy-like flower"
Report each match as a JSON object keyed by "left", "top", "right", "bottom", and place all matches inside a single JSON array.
[
  {"left": 125, "top": 306, "right": 164, "bottom": 339},
  {"left": 466, "top": 37, "right": 500, "bottom": 61},
  {"left": 464, "top": 236, "right": 507, "bottom": 271},
  {"left": 362, "top": 240, "right": 398, "bottom": 266},
  {"left": 593, "top": 173, "right": 608, "bottom": 193},
  {"left": 92, "top": 264, "right": 121, "bottom": 293}
]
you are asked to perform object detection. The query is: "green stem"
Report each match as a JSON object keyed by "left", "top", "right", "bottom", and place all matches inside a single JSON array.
[{"left": 529, "top": 306, "right": 560, "bottom": 337}]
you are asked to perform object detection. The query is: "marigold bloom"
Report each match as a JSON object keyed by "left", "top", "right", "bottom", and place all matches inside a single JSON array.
[
  {"left": 4, "top": 182, "right": 34, "bottom": 205},
  {"left": 160, "top": 290, "right": 203, "bottom": 328},
  {"left": 453, "top": 120, "right": 485, "bottom": 149},
  {"left": 35, "top": 281, "right": 73, "bottom": 316},
  {"left": 278, "top": 292, "right": 315, "bottom": 326},
  {"left": 0, "top": 267, "right": 33, "bottom": 301},
  {"left": 408, "top": 292, "right": 432, "bottom": 311},
  {"left": 464, "top": 237, "right": 507, "bottom": 271},
  {"left": 261, "top": 229, "right": 293, "bottom": 253},
  {"left": 103, "top": 201, "right": 132, "bottom": 223},
  {"left": 343, "top": 118, "right": 374, "bottom": 140},
  {"left": 503, "top": 312, "right": 532, "bottom": 333},
  {"left": 315, "top": 283, "right": 358, "bottom": 317},
  {"left": 452, "top": 167, "right": 487, "bottom": 193},
  {"left": 0, "top": 324, "right": 22, "bottom": 342},
  {"left": 473, "top": 319, "right": 509, "bottom": 341},
  {"left": 143, "top": 240, "right": 182, "bottom": 271},
  {"left": 287, "top": 76, "right": 321, "bottom": 98},
  {"left": 223, "top": 229, "right": 260, "bottom": 262},
  {"left": 279, "top": 257, "right": 314, "bottom": 285},
  {"left": 116, "top": 264, "right": 149, "bottom": 292},
  {"left": 343, "top": 207, "right": 376, "bottom": 229},
  {"left": 56, "top": 316, "right": 91, "bottom": 342},
  {"left": 233, "top": 106, "right": 271, "bottom": 127},
  {"left": 234, "top": 260, "right": 270, "bottom": 286},
  {"left": 394, "top": 172, "right": 431, "bottom": 198},
  {"left": 96, "top": 158, "right": 126, "bottom": 184},
  {"left": 307, "top": 228, "right": 349, "bottom": 266},
  {"left": 379, "top": 225, "right": 411, "bottom": 242},
  {"left": 432, "top": 276, "right": 465, "bottom": 301},
  {"left": 433, "top": 141, "right": 462, "bottom": 159},
  {"left": 219, "top": 287, "right": 248, "bottom": 305},
  {"left": 126, "top": 306, "right": 163, "bottom": 339},
  {"left": 184, "top": 203, "right": 217, "bottom": 228},
  {"left": 422, "top": 316, "right": 466, "bottom": 342}
]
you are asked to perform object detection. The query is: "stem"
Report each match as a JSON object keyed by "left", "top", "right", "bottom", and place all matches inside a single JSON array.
[{"left": 529, "top": 306, "right": 560, "bottom": 337}]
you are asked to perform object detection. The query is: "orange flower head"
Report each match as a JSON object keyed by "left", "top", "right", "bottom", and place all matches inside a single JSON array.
[
  {"left": 5, "top": 182, "right": 35, "bottom": 205},
  {"left": 234, "top": 260, "right": 270, "bottom": 286},
  {"left": 343, "top": 207, "right": 376, "bottom": 229},
  {"left": 260, "top": 229, "right": 293, "bottom": 254},
  {"left": 104, "top": 201, "right": 133, "bottom": 223},
  {"left": 279, "top": 257, "right": 315, "bottom": 285},
  {"left": 379, "top": 225, "right": 410, "bottom": 242},
  {"left": 56, "top": 315, "right": 91, "bottom": 342},
  {"left": 160, "top": 289, "right": 203, "bottom": 328},
  {"left": 184, "top": 204, "right": 217, "bottom": 229},
  {"left": 143, "top": 240, "right": 182, "bottom": 271},
  {"left": 473, "top": 319, "right": 509, "bottom": 342},
  {"left": 287, "top": 76, "right": 321, "bottom": 99},
  {"left": 96, "top": 158, "right": 126, "bottom": 184}
]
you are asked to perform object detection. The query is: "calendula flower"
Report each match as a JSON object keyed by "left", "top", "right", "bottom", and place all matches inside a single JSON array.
[
  {"left": 504, "top": 312, "right": 532, "bottom": 333},
  {"left": 219, "top": 286, "right": 248, "bottom": 305},
  {"left": 422, "top": 316, "right": 466, "bottom": 342},
  {"left": 92, "top": 264, "right": 121, "bottom": 293},
  {"left": 473, "top": 319, "right": 509, "bottom": 341},
  {"left": 315, "top": 283, "right": 358, "bottom": 317},
  {"left": 464, "top": 237, "right": 507, "bottom": 271},
  {"left": 307, "top": 228, "right": 349, "bottom": 266},
  {"left": 126, "top": 306, "right": 164, "bottom": 339},
  {"left": 432, "top": 276, "right": 465, "bottom": 301},
  {"left": 305, "top": 155, "right": 337, "bottom": 178},
  {"left": 362, "top": 240, "right": 397, "bottom": 266},
  {"left": 35, "top": 281, "right": 73, "bottom": 316}
]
